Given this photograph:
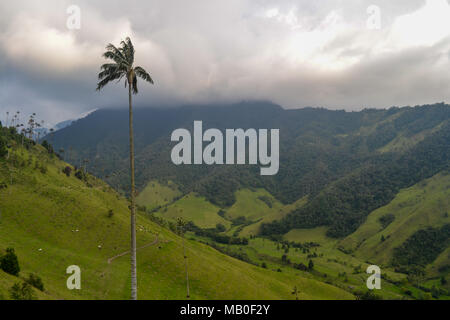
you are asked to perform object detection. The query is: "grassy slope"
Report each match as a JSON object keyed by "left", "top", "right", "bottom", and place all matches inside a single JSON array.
[
  {"left": 135, "top": 174, "right": 449, "bottom": 299},
  {"left": 161, "top": 179, "right": 448, "bottom": 298},
  {"left": 136, "top": 180, "right": 181, "bottom": 211},
  {"left": 191, "top": 224, "right": 412, "bottom": 300},
  {"left": 239, "top": 196, "right": 308, "bottom": 237},
  {"left": 339, "top": 172, "right": 450, "bottom": 266},
  {"left": 0, "top": 269, "right": 51, "bottom": 300},
  {"left": 282, "top": 227, "right": 410, "bottom": 299},
  {"left": 274, "top": 173, "right": 450, "bottom": 299},
  {"left": 225, "top": 189, "right": 284, "bottom": 221},
  {"left": 156, "top": 193, "right": 230, "bottom": 229},
  {"left": 378, "top": 121, "right": 446, "bottom": 154},
  {"left": 285, "top": 227, "right": 331, "bottom": 243},
  {"left": 427, "top": 247, "right": 450, "bottom": 280},
  {"left": 165, "top": 188, "right": 307, "bottom": 238},
  {"left": 0, "top": 145, "right": 352, "bottom": 300}
]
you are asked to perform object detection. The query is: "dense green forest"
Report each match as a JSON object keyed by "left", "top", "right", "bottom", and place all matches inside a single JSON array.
[
  {"left": 49, "top": 102, "right": 450, "bottom": 237},
  {"left": 261, "top": 123, "right": 450, "bottom": 237},
  {"left": 392, "top": 224, "right": 450, "bottom": 271}
]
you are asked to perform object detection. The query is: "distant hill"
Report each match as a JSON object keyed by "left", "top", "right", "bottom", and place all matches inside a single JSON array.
[
  {"left": 32, "top": 109, "right": 99, "bottom": 141},
  {"left": 52, "top": 109, "right": 99, "bottom": 132}
]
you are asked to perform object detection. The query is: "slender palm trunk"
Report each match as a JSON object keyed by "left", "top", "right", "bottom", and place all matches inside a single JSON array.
[
  {"left": 128, "top": 83, "right": 138, "bottom": 300},
  {"left": 183, "top": 237, "right": 190, "bottom": 298}
]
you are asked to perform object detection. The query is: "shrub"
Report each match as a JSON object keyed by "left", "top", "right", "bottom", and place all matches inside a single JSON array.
[
  {"left": 0, "top": 136, "right": 7, "bottom": 158},
  {"left": 40, "top": 164, "right": 47, "bottom": 174},
  {"left": 353, "top": 264, "right": 363, "bottom": 274},
  {"left": 62, "top": 166, "right": 72, "bottom": 177},
  {"left": 107, "top": 209, "right": 114, "bottom": 218},
  {"left": 378, "top": 213, "right": 395, "bottom": 229},
  {"left": 231, "top": 216, "right": 247, "bottom": 226},
  {"left": 41, "top": 140, "right": 54, "bottom": 154},
  {"left": 75, "top": 170, "right": 86, "bottom": 181},
  {"left": 0, "top": 248, "right": 20, "bottom": 276},
  {"left": 402, "top": 288, "right": 412, "bottom": 296},
  {"left": 25, "top": 273, "right": 44, "bottom": 291},
  {"left": 294, "top": 262, "right": 308, "bottom": 271},
  {"left": 355, "top": 290, "right": 382, "bottom": 300},
  {"left": 258, "top": 195, "right": 273, "bottom": 208},
  {"left": 9, "top": 282, "right": 36, "bottom": 300},
  {"left": 419, "top": 292, "right": 433, "bottom": 300}
]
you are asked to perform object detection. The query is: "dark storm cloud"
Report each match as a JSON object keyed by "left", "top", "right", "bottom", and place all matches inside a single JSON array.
[{"left": 0, "top": 0, "right": 449, "bottom": 124}]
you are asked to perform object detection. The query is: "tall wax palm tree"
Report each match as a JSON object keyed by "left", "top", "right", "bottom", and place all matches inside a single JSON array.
[{"left": 96, "top": 37, "right": 154, "bottom": 300}]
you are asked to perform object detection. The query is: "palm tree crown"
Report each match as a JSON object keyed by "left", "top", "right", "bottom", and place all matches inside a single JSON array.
[{"left": 96, "top": 37, "right": 154, "bottom": 93}]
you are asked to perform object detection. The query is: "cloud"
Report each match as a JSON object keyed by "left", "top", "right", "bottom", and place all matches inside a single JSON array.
[
  {"left": 0, "top": 0, "right": 449, "bottom": 125},
  {"left": 1, "top": 14, "right": 98, "bottom": 74}
]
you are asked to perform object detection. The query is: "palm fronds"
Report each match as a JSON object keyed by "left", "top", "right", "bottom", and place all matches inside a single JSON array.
[{"left": 96, "top": 37, "right": 154, "bottom": 93}]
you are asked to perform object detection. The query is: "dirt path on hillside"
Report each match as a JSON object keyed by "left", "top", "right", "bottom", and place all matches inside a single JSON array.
[{"left": 107, "top": 234, "right": 166, "bottom": 264}]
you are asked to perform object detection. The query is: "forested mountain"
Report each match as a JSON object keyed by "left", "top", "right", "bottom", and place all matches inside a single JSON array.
[
  {"left": 50, "top": 102, "right": 450, "bottom": 238},
  {"left": 3, "top": 102, "right": 448, "bottom": 300}
]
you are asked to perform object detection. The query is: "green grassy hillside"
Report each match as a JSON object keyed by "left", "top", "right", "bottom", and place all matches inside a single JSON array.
[
  {"left": 281, "top": 226, "right": 413, "bottom": 299},
  {"left": 378, "top": 121, "right": 446, "bottom": 154},
  {"left": 339, "top": 172, "right": 450, "bottom": 266},
  {"left": 0, "top": 140, "right": 352, "bottom": 300},
  {"left": 162, "top": 188, "right": 307, "bottom": 238},
  {"left": 239, "top": 196, "right": 308, "bottom": 237},
  {"left": 136, "top": 180, "right": 181, "bottom": 211},
  {"left": 276, "top": 173, "right": 450, "bottom": 299},
  {"left": 225, "top": 189, "right": 284, "bottom": 221},
  {"left": 144, "top": 175, "right": 449, "bottom": 299},
  {"left": 155, "top": 193, "right": 230, "bottom": 229}
]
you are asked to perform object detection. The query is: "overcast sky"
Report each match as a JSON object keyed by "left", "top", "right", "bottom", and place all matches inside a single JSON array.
[{"left": 0, "top": 0, "right": 449, "bottom": 126}]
